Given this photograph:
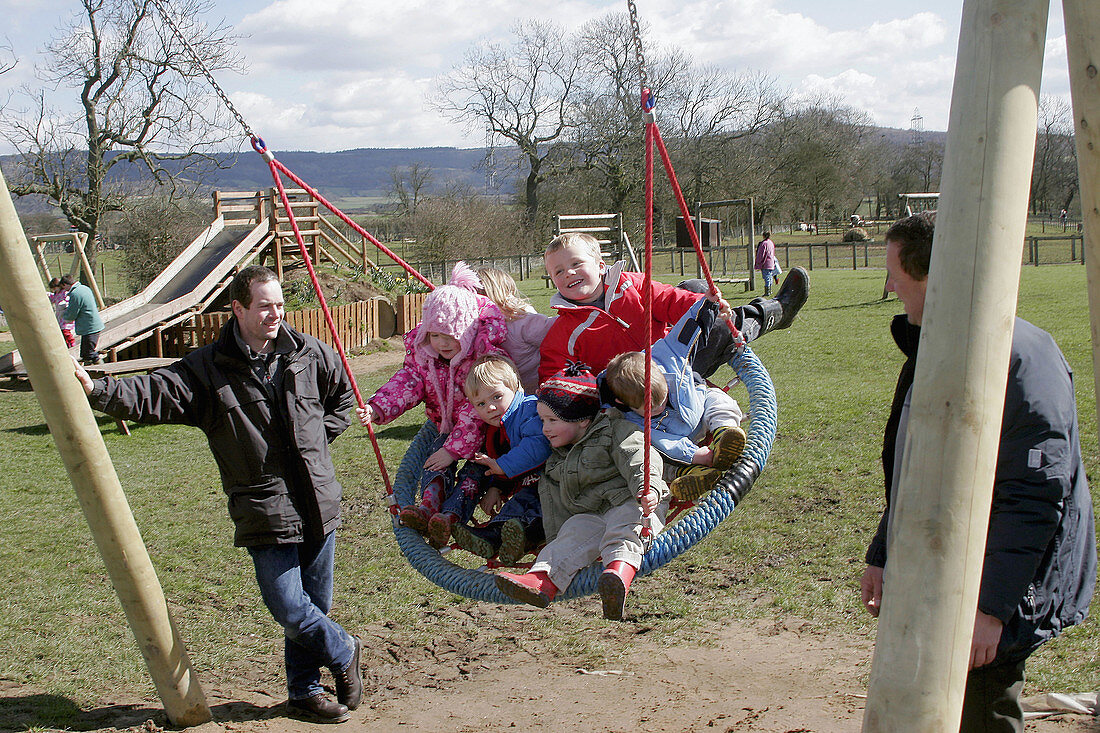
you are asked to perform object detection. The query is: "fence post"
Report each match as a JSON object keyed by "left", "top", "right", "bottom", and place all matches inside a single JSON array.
[
  {"left": 852, "top": 242, "right": 858, "bottom": 270},
  {"left": 808, "top": 244, "right": 814, "bottom": 270}
]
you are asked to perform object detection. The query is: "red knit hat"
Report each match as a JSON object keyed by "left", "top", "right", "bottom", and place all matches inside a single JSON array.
[{"left": 537, "top": 362, "right": 601, "bottom": 422}]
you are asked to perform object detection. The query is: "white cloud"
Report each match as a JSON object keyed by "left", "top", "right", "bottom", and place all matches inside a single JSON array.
[{"left": 0, "top": 0, "right": 1073, "bottom": 152}]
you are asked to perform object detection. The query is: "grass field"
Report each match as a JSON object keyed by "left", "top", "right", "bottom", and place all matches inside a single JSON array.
[{"left": 0, "top": 263, "right": 1096, "bottom": 718}]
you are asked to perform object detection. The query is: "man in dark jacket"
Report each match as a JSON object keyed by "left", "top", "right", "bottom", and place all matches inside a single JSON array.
[
  {"left": 860, "top": 213, "right": 1095, "bottom": 732},
  {"left": 75, "top": 266, "right": 362, "bottom": 724}
]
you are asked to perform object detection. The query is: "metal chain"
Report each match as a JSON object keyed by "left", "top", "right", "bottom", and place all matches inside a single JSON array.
[
  {"left": 146, "top": 0, "right": 257, "bottom": 141},
  {"left": 626, "top": 0, "right": 649, "bottom": 92}
]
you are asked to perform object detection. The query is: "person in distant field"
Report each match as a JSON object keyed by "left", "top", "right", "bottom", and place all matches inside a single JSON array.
[
  {"left": 859, "top": 212, "right": 1096, "bottom": 733},
  {"left": 754, "top": 232, "right": 781, "bottom": 297},
  {"left": 73, "top": 266, "right": 364, "bottom": 724},
  {"left": 60, "top": 274, "right": 103, "bottom": 364}
]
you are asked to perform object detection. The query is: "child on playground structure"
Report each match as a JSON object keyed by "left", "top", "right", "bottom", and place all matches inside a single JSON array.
[
  {"left": 47, "top": 277, "right": 76, "bottom": 348},
  {"left": 602, "top": 297, "right": 747, "bottom": 502},
  {"left": 475, "top": 266, "right": 554, "bottom": 394},
  {"left": 357, "top": 263, "right": 506, "bottom": 546},
  {"left": 495, "top": 362, "right": 668, "bottom": 621},
  {"left": 444, "top": 354, "right": 551, "bottom": 562},
  {"left": 538, "top": 232, "right": 809, "bottom": 384}
]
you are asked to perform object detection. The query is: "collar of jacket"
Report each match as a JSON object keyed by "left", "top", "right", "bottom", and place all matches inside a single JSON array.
[
  {"left": 890, "top": 314, "right": 921, "bottom": 360},
  {"left": 500, "top": 388, "right": 528, "bottom": 426},
  {"left": 212, "top": 318, "right": 308, "bottom": 370}
]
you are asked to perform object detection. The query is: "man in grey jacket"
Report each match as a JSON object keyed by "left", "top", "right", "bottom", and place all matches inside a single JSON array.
[
  {"left": 860, "top": 213, "right": 1095, "bottom": 732},
  {"left": 75, "top": 266, "right": 362, "bottom": 724}
]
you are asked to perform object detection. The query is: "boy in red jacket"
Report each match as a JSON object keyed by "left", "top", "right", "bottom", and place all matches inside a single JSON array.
[{"left": 538, "top": 233, "right": 808, "bottom": 383}]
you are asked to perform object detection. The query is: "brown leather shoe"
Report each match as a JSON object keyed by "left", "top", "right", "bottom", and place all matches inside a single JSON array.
[
  {"left": 286, "top": 693, "right": 350, "bottom": 724},
  {"left": 332, "top": 635, "right": 363, "bottom": 710}
]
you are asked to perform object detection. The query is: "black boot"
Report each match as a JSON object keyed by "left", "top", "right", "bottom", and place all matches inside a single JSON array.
[
  {"left": 747, "top": 266, "right": 808, "bottom": 334},
  {"left": 332, "top": 635, "right": 363, "bottom": 710}
]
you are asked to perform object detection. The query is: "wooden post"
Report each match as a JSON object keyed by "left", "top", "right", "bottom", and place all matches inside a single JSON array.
[
  {"left": 0, "top": 165, "right": 211, "bottom": 727},
  {"left": 33, "top": 240, "right": 52, "bottom": 281},
  {"left": 1064, "top": 0, "right": 1100, "bottom": 448},
  {"left": 862, "top": 0, "right": 1047, "bottom": 730},
  {"left": 72, "top": 233, "right": 106, "bottom": 309},
  {"left": 748, "top": 199, "right": 756, "bottom": 291}
]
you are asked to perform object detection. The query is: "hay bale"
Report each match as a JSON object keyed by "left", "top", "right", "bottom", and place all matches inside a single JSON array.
[{"left": 843, "top": 227, "right": 869, "bottom": 242}]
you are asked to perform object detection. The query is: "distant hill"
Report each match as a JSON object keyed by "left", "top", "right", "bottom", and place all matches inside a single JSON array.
[
  {"left": 3, "top": 125, "right": 947, "bottom": 218},
  {"left": 2, "top": 146, "right": 514, "bottom": 217},
  {"left": 198, "top": 146, "right": 500, "bottom": 196}
]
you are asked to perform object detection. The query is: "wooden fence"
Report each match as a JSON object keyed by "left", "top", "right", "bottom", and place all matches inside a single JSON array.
[{"left": 117, "top": 293, "right": 426, "bottom": 361}]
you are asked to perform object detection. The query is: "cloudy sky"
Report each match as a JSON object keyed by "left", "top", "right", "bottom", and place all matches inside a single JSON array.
[{"left": 0, "top": 0, "right": 1073, "bottom": 153}]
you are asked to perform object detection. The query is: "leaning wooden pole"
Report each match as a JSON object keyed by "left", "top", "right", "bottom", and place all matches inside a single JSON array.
[
  {"left": 862, "top": 0, "right": 1047, "bottom": 730},
  {"left": 1064, "top": 0, "right": 1100, "bottom": 447},
  {"left": 0, "top": 165, "right": 211, "bottom": 727}
]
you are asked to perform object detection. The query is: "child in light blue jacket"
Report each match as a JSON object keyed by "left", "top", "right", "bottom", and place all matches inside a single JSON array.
[{"left": 602, "top": 298, "right": 746, "bottom": 500}]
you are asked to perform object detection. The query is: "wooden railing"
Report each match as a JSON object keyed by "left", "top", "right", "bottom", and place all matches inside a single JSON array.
[{"left": 117, "top": 293, "right": 427, "bottom": 361}]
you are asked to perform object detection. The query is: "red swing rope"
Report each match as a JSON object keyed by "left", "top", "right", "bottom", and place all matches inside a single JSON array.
[
  {"left": 147, "top": 0, "right": 422, "bottom": 513},
  {"left": 630, "top": 0, "right": 744, "bottom": 533},
  {"left": 255, "top": 145, "right": 395, "bottom": 503}
]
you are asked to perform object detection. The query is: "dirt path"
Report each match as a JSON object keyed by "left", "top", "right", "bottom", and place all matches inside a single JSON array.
[
  {"left": 5, "top": 606, "right": 1094, "bottom": 733},
  {"left": 2, "top": 336, "right": 1094, "bottom": 733}
]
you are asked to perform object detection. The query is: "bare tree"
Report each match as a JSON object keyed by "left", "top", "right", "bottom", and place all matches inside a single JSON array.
[
  {"left": 571, "top": 13, "right": 693, "bottom": 218},
  {"left": 1, "top": 0, "right": 242, "bottom": 261},
  {"left": 117, "top": 194, "right": 209, "bottom": 293},
  {"left": 0, "top": 39, "right": 15, "bottom": 76},
  {"left": 408, "top": 183, "right": 526, "bottom": 262},
  {"left": 389, "top": 162, "right": 433, "bottom": 218},
  {"left": 750, "top": 96, "right": 872, "bottom": 223},
  {"left": 435, "top": 20, "right": 581, "bottom": 229},
  {"left": 1030, "top": 96, "right": 1077, "bottom": 216},
  {"left": 659, "top": 66, "right": 781, "bottom": 205}
]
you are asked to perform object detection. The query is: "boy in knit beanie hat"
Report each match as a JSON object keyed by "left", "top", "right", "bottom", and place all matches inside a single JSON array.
[{"left": 495, "top": 362, "right": 669, "bottom": 621}]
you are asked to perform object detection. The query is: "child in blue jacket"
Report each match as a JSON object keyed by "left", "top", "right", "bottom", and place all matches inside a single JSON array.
[
  {"left": 602, "top": 298, "right": 746, "bottom": 500},
  {"left": 439, "top": 354, "right": 552, "bottom": 562}
]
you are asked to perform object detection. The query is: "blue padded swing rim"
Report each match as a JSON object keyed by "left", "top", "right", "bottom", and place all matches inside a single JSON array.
[{"left": 389, "top": 344, "right": 777, "bottom": 603}]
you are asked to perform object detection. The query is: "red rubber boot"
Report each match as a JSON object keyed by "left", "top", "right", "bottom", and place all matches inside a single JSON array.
[
  {"left": 598, "top": 561, "right": 637, "bottom": 621},
  {"left": 495, "top": 570, "right": 558, "bottom": 608}
]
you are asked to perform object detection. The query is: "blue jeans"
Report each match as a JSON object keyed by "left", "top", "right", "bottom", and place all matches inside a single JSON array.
[
  {"left": 762, "top": 267, "right": 781, "bottom": 292},
  {"left": 248, "top": 532, "right": 355, "bottom": 700}
]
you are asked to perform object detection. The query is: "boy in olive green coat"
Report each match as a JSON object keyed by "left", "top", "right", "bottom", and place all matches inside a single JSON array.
[{"left": 494, "top": 363, "right": 669, "bottom": 620}]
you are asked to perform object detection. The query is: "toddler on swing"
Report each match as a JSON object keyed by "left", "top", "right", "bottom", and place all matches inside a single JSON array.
[
  {"left": 538, "top": 232, "right": 809, "bottom": 383},
  {"left": 602, "top": 297, "right": 747, "bottom": 501},
  {"left": 495, "top": 363, "right": 668, "bottom": 621},
  {"left": 358, "top": 263, "right": 506, "bottom": 546},
  {"left": 447, "top": 353, "right": 551, "bottom": 562},
  {"left": 475, "top": 267, "right": 554, "bottom": 395}
]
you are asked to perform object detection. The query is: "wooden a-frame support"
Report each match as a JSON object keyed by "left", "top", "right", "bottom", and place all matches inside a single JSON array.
[
  {"left": 31, "top": 232, "right": 106, "bottom": 309},
  {"left": 862, "top": 0, "right": 1099, "bottom": 729},
  {"left": 0, "top": 165, "right": 211, "bottom": 727}
]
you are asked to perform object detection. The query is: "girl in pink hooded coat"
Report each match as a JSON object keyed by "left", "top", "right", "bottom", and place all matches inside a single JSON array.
[{"left": 358, "top": 263, "right": 507, "bottom": 543}]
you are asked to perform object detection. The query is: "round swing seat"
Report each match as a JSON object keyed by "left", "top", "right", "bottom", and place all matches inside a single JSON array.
[{"left": 389, "top": 344, "right": 777, "bottom": 603}]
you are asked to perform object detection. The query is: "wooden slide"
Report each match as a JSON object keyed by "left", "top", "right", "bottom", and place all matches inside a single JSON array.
[{"left": 0, "top": 216, "right": 271, "bottom": 375}]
